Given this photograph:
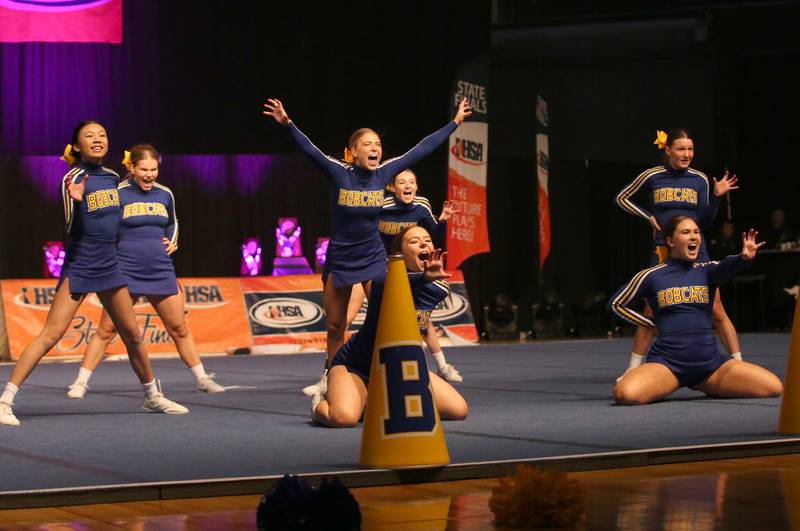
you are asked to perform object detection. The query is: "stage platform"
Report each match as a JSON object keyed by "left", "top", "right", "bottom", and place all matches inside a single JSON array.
[{"left": 1, "top": 333, "right": 798, "bottom": 509}]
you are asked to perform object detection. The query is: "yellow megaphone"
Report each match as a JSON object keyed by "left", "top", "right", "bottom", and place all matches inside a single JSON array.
[
  {"left": 778, "top": 294, "right": 800, "bottom": 433},
  {"left": 359, "top": 255, "right": 450, "bottom": 468}
]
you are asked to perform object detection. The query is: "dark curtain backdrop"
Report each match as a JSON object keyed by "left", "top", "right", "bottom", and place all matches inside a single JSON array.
[
  {"left": 1, "top": 1, "right": 798, "bottom": 335},
  {"left": 462, "top": 4, "right": 800, "bottom": 333},
  {"left": 0, "top": 1, "right": 490, "bottom": 280}
]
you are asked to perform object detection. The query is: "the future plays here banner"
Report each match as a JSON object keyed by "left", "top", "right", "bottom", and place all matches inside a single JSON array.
[
  {"left": 0, "top": 0, "right": 122, "bottom": 43},
  {"left": 447, "top": 54, "right": 490, "bottom": 269}
]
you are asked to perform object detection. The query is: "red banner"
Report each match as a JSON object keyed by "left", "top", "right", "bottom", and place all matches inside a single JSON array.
[
  {"left": 447, "top": 56, "right": 490, "bottom": 269},
  {"left": 536, "top": 96, "right": 551, "bottom": 271},
  {"left": 537, "top": 133, "right": 551, "bottom": 267},
  {"left": 447, "top": 121, "right": 490, "bottom": 269},
  {"left": 0, "top": 0, "right": 122, "bottom": 43}
]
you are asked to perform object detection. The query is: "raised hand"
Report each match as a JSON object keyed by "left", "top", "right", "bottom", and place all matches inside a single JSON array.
[
  {"left": 741, "top": 228, "right": 765, "bottom": 260},
  {"left": 713, "top": 170, "right": 739, "bottom": 197},
  {"left": 66, "top": 174, "right": 87, "bottom": 201},
  {"left": 438, "top": 200, "right": 460, "bottom": 222},
  {"left": 423, "top": 249, "right": 452, "bottom": 281},
  {"left": 454, "top": 97, "right": 472, "bottom": 125},
  {"left": 262, "top": 98, "right": 291, "bottom": 125},
  {"left": 162, "top": 237, "right": 178, "bottom": 255}
]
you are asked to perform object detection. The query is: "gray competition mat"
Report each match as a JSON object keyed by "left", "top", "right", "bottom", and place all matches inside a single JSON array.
[{"left": 0, "top": 334, "right": 796, "bottom": 498}]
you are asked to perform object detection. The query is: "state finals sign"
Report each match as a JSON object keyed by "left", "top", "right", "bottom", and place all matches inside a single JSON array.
[{"left": 447, "top": 55, "right": 490, "bottom": 269}]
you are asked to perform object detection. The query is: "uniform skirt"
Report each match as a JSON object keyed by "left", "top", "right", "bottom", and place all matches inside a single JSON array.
[
  {"left": 323, "top": 231, "right": 387, "bottom": 288},
  {"left": 59, "top": 238, "right": 127, "bottom": 295},
  {"left": 116, "top": 237, "right": 179, "bottom": 296},
  {"left": 331, "top": 336, "right": 372, "bottom": 384},
  {"left": 647, "top": 334, "right": 731, "bottom": 388}
]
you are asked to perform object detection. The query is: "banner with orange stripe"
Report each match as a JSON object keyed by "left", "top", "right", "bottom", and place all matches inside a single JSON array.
[{"left": 447, "top": 55, "right": 490, "bottom": 269}]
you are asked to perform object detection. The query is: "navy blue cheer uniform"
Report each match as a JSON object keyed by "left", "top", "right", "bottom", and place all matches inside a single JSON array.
[
  {"left": 115, "top": 180, "right": 179, "bottom": 296},
  {"left": 284, "top": 120, "right": 457, "bottom": 288},
  {"left": 331, "top": 272, "right": 450, "bottom": 383},
  {"left": 378, "top": 194, "right": 445, "bottom": 252},
  {"left": 616, "top": 165, "right": 720, "bottom": 265},
  {"left": 609, "top": 255, "right": 748, "bottom": 387},
  {"left": 59, "top": 163, "right": 126, "bottom": 295}
]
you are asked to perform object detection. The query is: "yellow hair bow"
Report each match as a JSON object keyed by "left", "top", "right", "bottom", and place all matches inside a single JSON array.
[
  {"left": 653, "top": 130, "right": 668, "bottom": 150},
  {"left": 343, "top": 147, "right": 355, "bottom": 165},
  {"left": 121, "top": 150, "right": 133, "bottom": 171},
  {"left": 60, "top": 144, "right": 77, "bottom": 166}
]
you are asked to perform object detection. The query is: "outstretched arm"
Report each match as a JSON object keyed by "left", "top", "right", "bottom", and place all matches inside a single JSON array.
[
  {"left": 262, "top": 98, "right": 290, "bottom": 125},
  {"left": 699, "top": 170, "right": 737, "bottom": 229},
  {"left": 262, "top": 97, "right": 344, "bottom": 175},
  {"left": 379, "top": 98, "right": 472, "bottom": 180},
  {"left": 709, "top": 229, "right": 763, "bottom": 286}
]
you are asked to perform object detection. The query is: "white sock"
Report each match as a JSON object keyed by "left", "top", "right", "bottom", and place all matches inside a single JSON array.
[
  {"left": 76, "top": 367, "right": 93, "bottom": 385},
  {"left": 190, "top": 363, "right": 208, "bottom": 381},
  {"left": 627, "top": 352, "right": 644, "bottom": 371},
  {"left": 142, "top": 379, "right": 159, "bottom": 398},
  {"left": 431, "top": 351, "right": 447, "bottom": 370},
  {"left": 731, "top": 352, "right": 743, "bottom": 361},
  {"left": 1, "top": 382, "right": 19, "bottom": 404}
]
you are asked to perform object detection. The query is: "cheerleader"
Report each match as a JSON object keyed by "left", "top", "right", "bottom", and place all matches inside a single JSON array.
[
  {"left": 615, "top": 129, "right": 741, "bottom": 380},
  {"left": 65, "top": 145, "right": 224, "bottom": 399},
  {"left": 312, "top": 226, "right": 468, "bottom": 427},
  {"left": 609, "top": 216, "right": 782, "bottom": 404},
  {"left": 1, "top": 123, "right": 186, "bottom": 426},
  {"left": 263, "top": 97, "right": 471, "bottom": 395},
  {"left": 374, "top": 169, "right": 462, "bottom": 382},
  {"left": 377, "top": 169, "right": 457, "bottom": 249}
]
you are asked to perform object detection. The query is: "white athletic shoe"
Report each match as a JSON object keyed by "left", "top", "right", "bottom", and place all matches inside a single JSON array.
[
  {"left": 67, "top": 380, "right": 88, "bottom": 399},
  {"left": 310, "top": 384, "right": 328, "bottom": 422},
  {"left": 142, "top": 381, "right": 189, "bottom": 414},
  {"left": 302, "top": 370, "right": 328, "bottom": 396},
  {"left": 0, "top": 401, "right": 20, "bottom": 427},
  {"left": 310, "top": 389, "right": 323, "bottom": 418},
  {"left": 197, "top": 373, "right": 225, "bottom": 393},
  {"left": 437, "top": 364, "right": 463, "bottom": 383}
]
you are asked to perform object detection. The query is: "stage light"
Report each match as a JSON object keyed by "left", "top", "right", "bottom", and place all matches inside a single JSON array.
[
  {"left": 315, "top": 237, "right": 330, "bottom": 274},
  {"left": 275, "top": 217, "right": 303, "bottom": 258},
  {"left": 272, "top": 218, "right": 313, "bottom": 275},
  {"left": 42, "top": 241, "right": 65, "bottom": 278},
  {"left": 241, "top": 237, "right": 263, "bottom": 276}
]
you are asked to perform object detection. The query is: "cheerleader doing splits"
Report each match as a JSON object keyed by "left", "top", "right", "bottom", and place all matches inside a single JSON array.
[
  {"left": 1, "top": 123, "right": 186, "bottom": 427},
  {"left": 312, "top": 226, "right": 468, "bottom": 427},
  {"left": 65, "top": 144, "right": 225, "bottom": 399},
  {"left": 609, "top": 216, "right": 782, "bottom": 405}
]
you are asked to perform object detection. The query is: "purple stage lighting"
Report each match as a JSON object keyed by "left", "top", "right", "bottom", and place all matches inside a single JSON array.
[
  {"left": 315, "top": 237, "right": 330, "bottom": 274},
  {"left": 272, "top": 217, "right": 313, "bottom": 275},
  {"left": 275, "top": 217, "right": 302, "bottom": 258},
  {"left": 241, "top": 237, "right": 263, "bottom": 276},
  {"left": 43, "top": 241, "right": 65, "bottom": 278}
]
